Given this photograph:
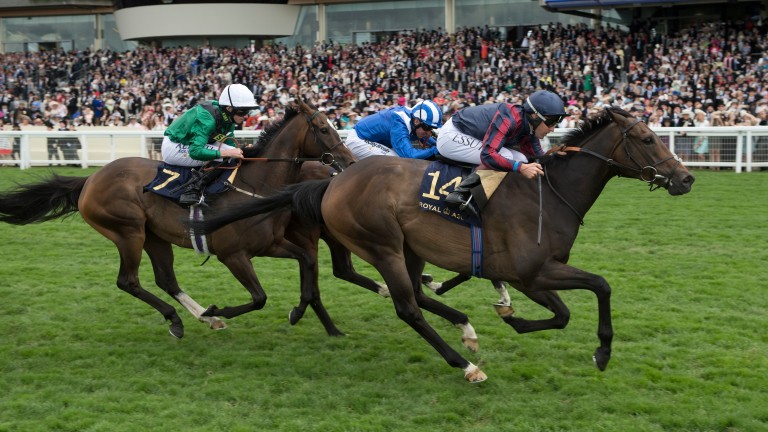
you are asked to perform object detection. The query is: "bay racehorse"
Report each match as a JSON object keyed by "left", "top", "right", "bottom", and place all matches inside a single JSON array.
[
  {"left": 191, "top": 107, "right": 694, "bottom": 382},
  {"left": 0, "top": 97, "right": 369, "bottom": 338}
]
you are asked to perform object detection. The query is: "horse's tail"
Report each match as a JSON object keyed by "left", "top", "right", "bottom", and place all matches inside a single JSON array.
[
  {"left": 0, "top": 175, "right": 87, "bottom": 225},
  {"left": 192, "top": 178, "right": 331, "bottom": 234}
]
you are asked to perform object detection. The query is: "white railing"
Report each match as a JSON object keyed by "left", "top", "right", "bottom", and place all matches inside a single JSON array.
[{"left": 1, "top": 126, "right": 767, "bottom": 173}]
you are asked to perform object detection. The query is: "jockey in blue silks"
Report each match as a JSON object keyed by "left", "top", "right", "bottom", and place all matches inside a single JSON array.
[{"left": 344, "top": 100, "right": 443, "bottom": 160}]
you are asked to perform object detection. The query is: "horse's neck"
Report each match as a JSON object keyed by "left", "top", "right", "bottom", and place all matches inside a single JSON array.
[
  {"left": 547, "top": 155, "right": 613, "bottom": 219},
  {"left": 241, "top": 122, "right": 305, "bottom": 190},
  {"left": 544, "top": 129, "right": 621, "bottom": 224}
]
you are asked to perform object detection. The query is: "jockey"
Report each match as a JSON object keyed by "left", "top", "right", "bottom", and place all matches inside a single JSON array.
[
  {"left": 438, "top": 90, "right": 566, "bottom": 211},
  {"left": 344, "top": 100, "right": 442, "bottom": 160},
  {"left": 161, "top": 83, "right": 257, "bottom": 206}
]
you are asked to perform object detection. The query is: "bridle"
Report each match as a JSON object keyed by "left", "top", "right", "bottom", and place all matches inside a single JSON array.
[
  {"left": 540, "top": 115, "right": 680, "bottom": 228},
  {"left": 240, "top": 107, "right": 346, "bottom": 172},
  {"left": 558, "top": 117, "right": 679, "bottom": 191}
]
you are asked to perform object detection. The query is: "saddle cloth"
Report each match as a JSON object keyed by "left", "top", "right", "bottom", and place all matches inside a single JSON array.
[
  {"left": 144, "top": 162, "right": 237, "bottom": 202},
  {"left": 417, "top": 161, "right": 507, "bottom": 226}
]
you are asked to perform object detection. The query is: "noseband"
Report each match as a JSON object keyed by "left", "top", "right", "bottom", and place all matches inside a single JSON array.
[
  {"left": 242, "top": 109, "right": 344, "bottom": 170},
  {"left": 543, "top": 116, "right": 681, "bottom": 226},
  {"left": 304, "top": 110, "right": 345, "bottom": 171},
  {"left": 564, "top": 118, "right": 679, "bottom": 191}
]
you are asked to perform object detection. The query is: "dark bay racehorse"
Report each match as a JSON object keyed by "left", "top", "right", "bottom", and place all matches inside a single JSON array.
[
  {"left": 192, "top": 107, "right": 694, "bottom": 382},
  {"left": 0, "top": 97, "right": 364, "bottom": 338}
]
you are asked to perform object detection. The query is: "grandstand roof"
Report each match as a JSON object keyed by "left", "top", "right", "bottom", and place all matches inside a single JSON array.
[{"left": 541, "top": 0, "right": 746, "bottom": 9}]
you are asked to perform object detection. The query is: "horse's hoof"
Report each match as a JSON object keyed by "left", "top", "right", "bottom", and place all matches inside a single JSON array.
[
  {"left": 377, "top": 284, "right": 391, "bottom": 298},
  {"left": 493, "top": 303, "right": 515, "bottom": 318},
  {"left": 593, "top": 347, "right": 611, "bottom": 371},
  {"left": 463, "top": 364, "right": 487, "bottom": 383},
  {"left": 169, "top": 322, "right": 184, "bottom": 339},
  {"left": 421, "top": 274, "right": 434, "bottom": 284},
  {"left": 209, "top": 320, "right": 227, "bottom": 330},
  {"left": 201, "top": 305, "right": 218, "bottom": 317},
  {"left": 289, "top": 307, "right": 304, "bottom": 325},
  {"left": 461, "top": 337, "right": 479, "bottom": 353}
]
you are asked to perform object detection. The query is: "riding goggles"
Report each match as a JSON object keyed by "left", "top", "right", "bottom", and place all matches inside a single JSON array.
[
  {"left": 526, "top": 98, "right": 564, "bottom": 127},
  {"left": 541, "top": 114, "right": 564, "bottom": 127},
  {"left": 232, "top": 109, "right": 250, "bottom": 117},
  {"left": 419, "top": 123, "right": 435, "bottom": 132}
]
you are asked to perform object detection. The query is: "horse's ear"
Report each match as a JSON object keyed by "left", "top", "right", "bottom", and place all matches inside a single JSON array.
[{"left": 296, "top": 95, "right": 309, "bottom": 112}]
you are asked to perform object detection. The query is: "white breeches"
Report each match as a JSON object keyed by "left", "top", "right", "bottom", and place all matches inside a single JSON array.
[
  {"left": 435, "top": 117, "right": 526, "bottom": 165},
  {"left": 343, "top": 129, "right": 396, "bottom": 160},
  {"left": 161, "top": 136, "right": 236, "bottom": 167}
]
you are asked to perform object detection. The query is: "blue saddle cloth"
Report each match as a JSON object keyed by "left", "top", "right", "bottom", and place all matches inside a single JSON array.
[
  {"left": 418, "top": 161, "right": 481, "bottom": 226},
  {"left": 144, "top": 163, "right": 234, "bottom": 202}
]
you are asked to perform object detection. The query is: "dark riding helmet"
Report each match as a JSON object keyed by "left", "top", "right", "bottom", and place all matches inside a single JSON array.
[{"left": 524, "top": 90, "right": 567, "bottom": 128}]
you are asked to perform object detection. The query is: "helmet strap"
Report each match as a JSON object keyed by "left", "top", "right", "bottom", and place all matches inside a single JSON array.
[{"left": 526, "top": 97, "right": 549, "bottom": 125}]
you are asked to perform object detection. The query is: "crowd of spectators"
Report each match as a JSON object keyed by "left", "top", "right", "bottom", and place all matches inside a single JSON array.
[{"left": 1, "top": 16, "right": 768, "bottom": 138}]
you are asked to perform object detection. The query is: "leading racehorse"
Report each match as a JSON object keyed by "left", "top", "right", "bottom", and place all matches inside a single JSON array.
[
  {"left": 191, "top": 107, "right": 695, "bottom": 382},
  {"left": 0, "top": 97, "right": 363, "bottom": 338}
]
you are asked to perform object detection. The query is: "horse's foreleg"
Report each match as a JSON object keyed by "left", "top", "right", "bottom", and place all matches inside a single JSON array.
[
  {"left": 421, "top": 273, "right": 471, "bottom": 295},
  {"left": 143, "top": 232, "right": 226, "bottom": 330},
  {"left": 517, "top": 263, "right": 613, "bottom": 371},
  {"left": 422, "top": 273, "right": 511, "bottom": 310},
  {"left": 493, "top": 280, "right": 512, "bottom": 306},
  {"left": 203, "top": 254, "right": 268, "bottom": 318},
  {"left": 496, "top": 290, "right": 570, "bottom": 333}
]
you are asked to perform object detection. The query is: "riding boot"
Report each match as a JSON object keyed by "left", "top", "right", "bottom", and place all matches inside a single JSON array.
[
  {"left": 179, "top": 167, "right": 220, "bottom": 206},
  {"left": 444, "top": 172, "right": 481, "bottom": 207}
]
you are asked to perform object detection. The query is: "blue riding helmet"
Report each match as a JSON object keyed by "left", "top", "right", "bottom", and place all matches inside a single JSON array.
[
  {"left": 524, "top": 90, "right": 566, "bottom": 127},
  {"left": 410, "top": 100, "right": 443, "bottom": 129}
]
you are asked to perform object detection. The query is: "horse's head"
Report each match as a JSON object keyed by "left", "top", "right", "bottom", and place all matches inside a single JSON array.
[
  {"left": 291, "top": 97, "right": 357, "bottom": 171},
  {"left": 571, "top": 107, "right": 694, "bottom": 196}
]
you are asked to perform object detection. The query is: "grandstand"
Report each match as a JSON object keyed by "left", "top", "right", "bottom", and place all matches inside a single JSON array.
[
  {"left": 0, "top": 0, "right": 766, "bottom": 172},
  {"left": 0, "top": 1, "right": 764, "bottom": 52}
]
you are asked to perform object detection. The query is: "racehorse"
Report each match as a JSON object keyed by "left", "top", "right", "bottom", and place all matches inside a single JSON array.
[
  {"left": 191, "top": 107, "right": 694, "bottom": 382},
  {"left": 0, "top": 97, "right": 363, "bottom": 338}
]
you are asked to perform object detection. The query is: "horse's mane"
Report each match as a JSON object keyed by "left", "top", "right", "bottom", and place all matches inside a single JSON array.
[
  {"left": 244, "top": 102, "right": 306, "bottom": 158},
  {"left": 559, "top": 106, "right": 632, "bottom": 148}
]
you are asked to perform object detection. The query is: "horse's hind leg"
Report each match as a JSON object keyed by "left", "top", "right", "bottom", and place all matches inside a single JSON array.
[
  {"left": 370, "top": 249, "right": 486, "bottom": 382},
  {"left": 404, "top": 247, "right": 480, "bottom": 353},
  {"left": 323, "top": 230, "right": 389, "bottom": 297},
  {"left": 113, "top": 238, "right": 185, "bottom": 338},
  {"left": 143, "top": 231, "right": 226, "bottom": 330}
]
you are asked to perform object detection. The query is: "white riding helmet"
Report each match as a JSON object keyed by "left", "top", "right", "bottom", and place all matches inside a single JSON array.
[{"left": 219, "top": 84, "right": 257, "bottom": 109}]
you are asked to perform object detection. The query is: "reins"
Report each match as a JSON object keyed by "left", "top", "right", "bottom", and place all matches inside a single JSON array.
[
  {"left": 559, "top": 118, "right": 678, "bottom": 190},
  {"left": 241, "top": 109, "right": 343, "bottom": 167},
  {"left": 204, "top": 107, "right": 343, "bottom": 181},
  {"left": 540, "top": 115, "right": 679, "bottom": 231}
]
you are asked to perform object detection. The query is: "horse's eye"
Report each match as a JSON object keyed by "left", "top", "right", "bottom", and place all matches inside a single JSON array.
[
  {"left": 643, "top": 137, "right": 654, "bottom": 145},
  {"left": 320, "top": 127, "right": 329, "bottom": 133}
]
